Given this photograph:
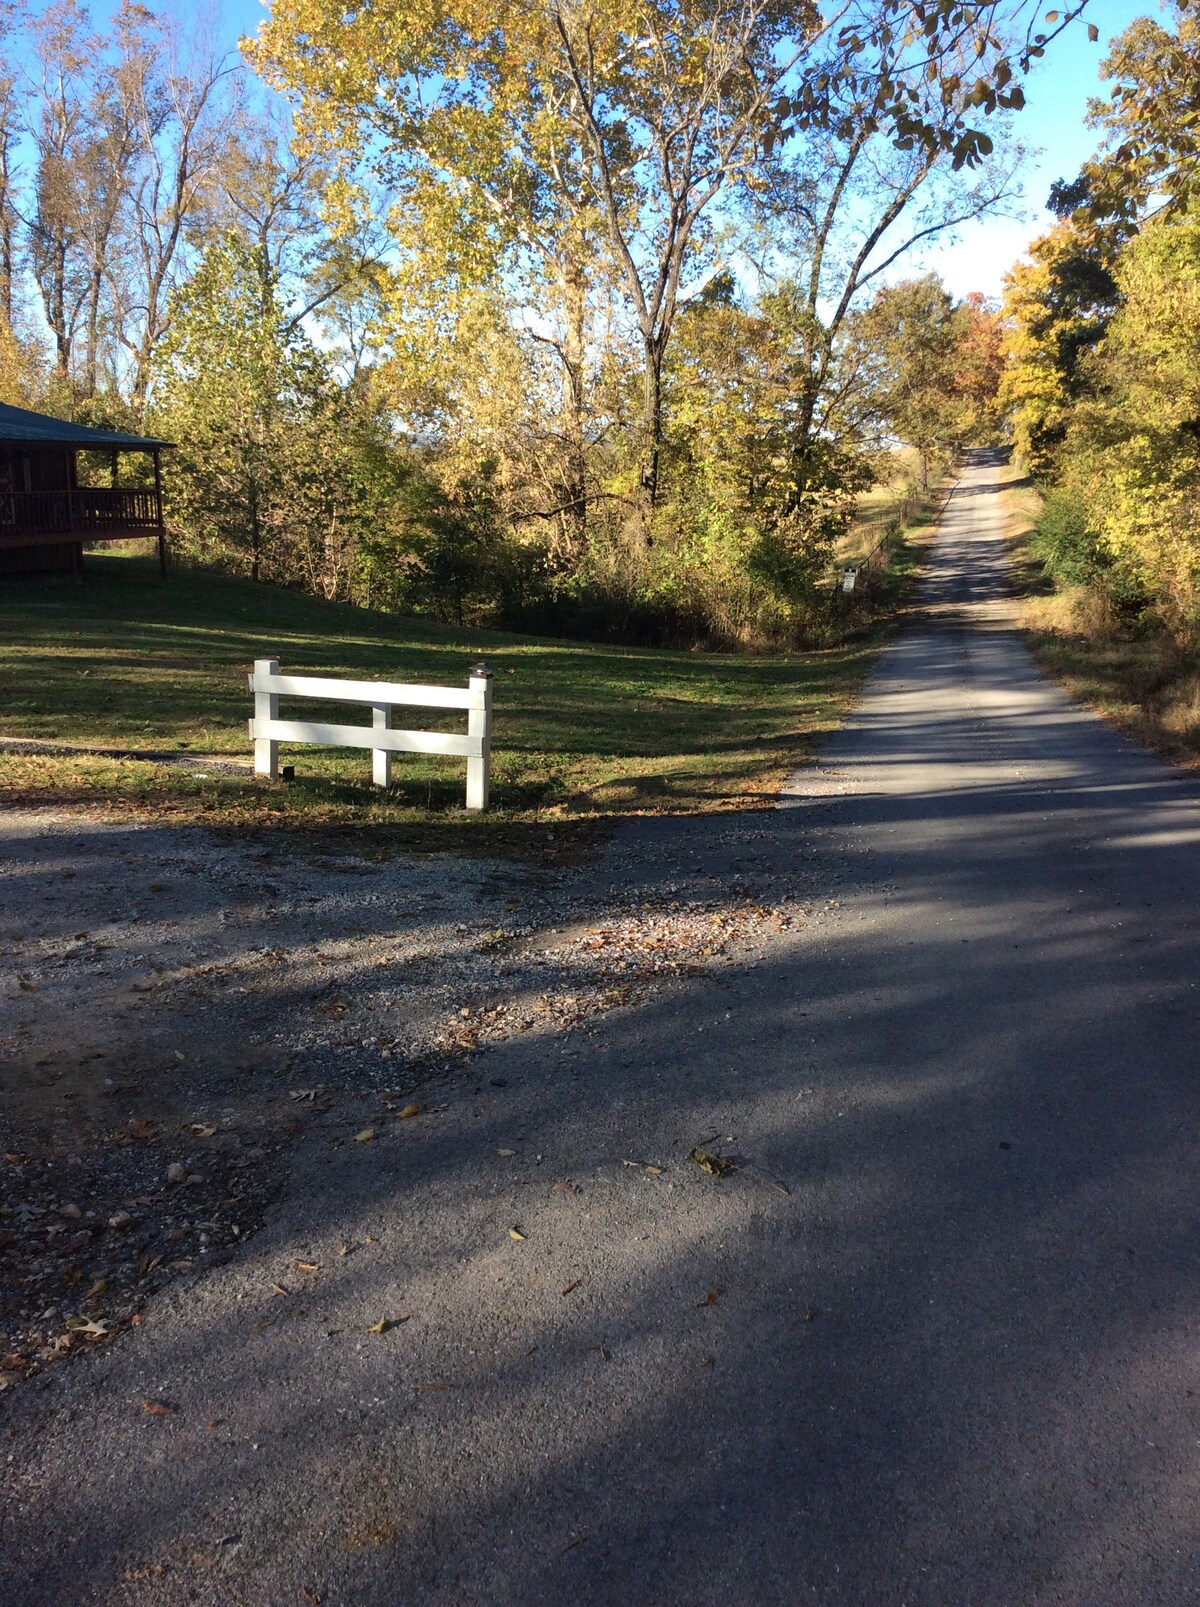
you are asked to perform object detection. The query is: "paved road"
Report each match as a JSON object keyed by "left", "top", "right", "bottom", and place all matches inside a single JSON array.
[{"left": 5, "top": 453, "right": 1200, "bottom": 1605}]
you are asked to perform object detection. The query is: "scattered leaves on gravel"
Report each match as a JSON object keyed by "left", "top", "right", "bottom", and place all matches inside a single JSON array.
[
  {"left": 689, "top": 1148, "right": 738, "bottom": 1178},
  {"left": 0, "top": 1123, "right": 284, "bottom": 1387}
]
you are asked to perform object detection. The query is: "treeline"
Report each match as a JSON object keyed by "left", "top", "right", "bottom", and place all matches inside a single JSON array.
[
  {"left": 0, "top": 0, "right": 1064, "bottom": 646},
  {"left": 1001, "top": 0, "right": 1200, "bottom": 651}
]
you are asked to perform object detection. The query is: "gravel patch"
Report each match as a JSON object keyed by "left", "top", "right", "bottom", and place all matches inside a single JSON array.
[{"left": 1, "top": 806, "right": 837, "bottom": 1389}]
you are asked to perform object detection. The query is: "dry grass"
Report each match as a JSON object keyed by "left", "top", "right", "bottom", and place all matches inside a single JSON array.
[
  {"left": 838, "top": 448, "right": 931, "bottom": 569},
  {"left": 1001, "top": 468, "right": 1200, "bottom": 771}
]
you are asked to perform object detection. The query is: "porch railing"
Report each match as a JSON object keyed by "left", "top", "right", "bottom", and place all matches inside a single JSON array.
[{"left": 0, "top": 487, "right": 162, "bottom": 536}]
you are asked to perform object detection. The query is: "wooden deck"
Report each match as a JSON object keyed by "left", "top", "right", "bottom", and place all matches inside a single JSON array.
[{"left": 0, "top": 487, "right": 163, "bottom": 550}]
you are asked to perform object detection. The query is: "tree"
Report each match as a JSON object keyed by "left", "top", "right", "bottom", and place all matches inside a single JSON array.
[
  {"left": 106, "top": 5, "right": 238, "bottom": 411},
  {"left": 1058, "top": 205, "right": 1200, "bottom": 642},
  {"left": 999, "top": 212, "right": 1118, "bottom": 476},
  {"left": 153, "top": 233, "right": 349, "bottom": 587},
  {"left": 27, "top": 0, "right": 95, "bottom": 379},
  {"left": 857, "top": 275, "right": 963, "bottom": 486},
  {"left": 0, "top": 1, "right": 23, "bottom": 333},
  {"left": 1076, "top": 2, "right": 1200, "bottom": 228},
  {"left": 952, "top": 292, "right": 1006, "bottom": 441},
  {"left": 248, "top": 0, "right": 1083, "bottom": 544}
]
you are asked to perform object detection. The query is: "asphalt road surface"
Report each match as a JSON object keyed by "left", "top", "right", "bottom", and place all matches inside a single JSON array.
[{"left": 5, "top": 452, "right": 1200, "bottom": 1606}]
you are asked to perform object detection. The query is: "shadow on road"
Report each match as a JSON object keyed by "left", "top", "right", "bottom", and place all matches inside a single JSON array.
[{"left": 4, "top": 450, "right": 1200, "bottom": 1606}]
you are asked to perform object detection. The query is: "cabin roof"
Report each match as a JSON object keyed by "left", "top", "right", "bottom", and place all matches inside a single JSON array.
[{"left": 0, "top": 401, "right": 169, "bottom": 450}]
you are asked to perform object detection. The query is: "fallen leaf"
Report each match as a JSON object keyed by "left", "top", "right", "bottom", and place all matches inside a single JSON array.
[
  {"left": 392, "top": 1103, "right": 420, "bottom": 1120},
  {"left": 498, "top": 1148, "right": 517, "bottom": 1158},
  {"left": 804, "top": 1305, "right": 820, "bottom": 1323},
  {"left": 595, "top": 1344, "right": 609, "bottom": 1362},
  {"left": 560, "top": 1279, "right": 580, "bottom": 1297},
  {"left": 141, "top": 1398, "right": 173, "bottom": 1416},
  {"left": 551, "top": 1180, "right": 579, "bottom": 1194},
  {"left": 269, "top": 1283, "right": 290, "bottom": 1298},
  {"left": 294, "top": 1260, "right": 320, "bottom": 1274},
  {"left": 66, "top": 1316, "right": 110, "bottom": 1337},
  {"left": 697, "top": 1289, "right": 720, "bottom": 1308},
  {"left": 17, "top": 976, "right": 37, "bottom": 992},
  {"left": 508, "top": 1227, "right": 526, "bottom": 1242},
  {"left": 689, "top": 1147, "right": 737, "bottom": 1178},
  {"left": 366, "top": 1317, "right": 392, "bottom": 1334},
  {"left": 190, "top": 1123, "right": 216, "bottom": 1138},
  {"left": 413, "top": 1381, "right": 448, "bottom": 1393},
  {"left": 562, "top": 1533, "right": 589, "bottom": 1554},
  {"left": 354, "top": 1128, "right": 376, "bottom": 1143},
  {"left": 644, "top": 1165, "right": 664, "bottom": 1177}
]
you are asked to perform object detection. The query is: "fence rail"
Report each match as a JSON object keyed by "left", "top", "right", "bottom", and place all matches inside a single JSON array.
[
  {"left": 247, "top": 658, "right": 494, "bottom": 810},
  {"left": 0, "top": 487, "right": 162, "bottom": 537}
]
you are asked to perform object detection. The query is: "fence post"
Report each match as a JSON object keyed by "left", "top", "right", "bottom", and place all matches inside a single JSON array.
[
  {"left": 372, "top": 702, "right": 392, "bottom": 788},
  {"left": 466, "top": 662, "right": 493, "bottom": 812},
  {"left": 250, "top": 657, "right": 280, "bottom": 779}
]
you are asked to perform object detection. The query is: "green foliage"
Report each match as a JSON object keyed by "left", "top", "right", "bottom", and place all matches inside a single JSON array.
[
  {"left": 1000, "top": 216, "right": 1120, "bottom": 479},
  {"left": 0, "top": 1, "right": 1058, "bottom": 652},
  {"left": 1046, "top": 206, "right": 1200, "bottom": 642},
  {"left": 1029, "top": 488, "right": 1124, "bottom": 595},
  {"left": 152, "top": 235, "right": 406, "bottom": 602},
  {"left": 1079, "top": 3, "right": 1200, "bottom": 228},
  {"left": 856, "top": 277, "right": 1003, "bottom": 480}
]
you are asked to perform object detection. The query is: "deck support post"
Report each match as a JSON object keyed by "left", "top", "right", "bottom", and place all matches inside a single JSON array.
[{"left": 152, "top": 449, "right": 166, "bottom": 577}]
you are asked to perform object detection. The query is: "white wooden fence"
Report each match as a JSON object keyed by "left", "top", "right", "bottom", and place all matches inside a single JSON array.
[{"left": 247, "top": 658, "right": 494, "bottom": 810}]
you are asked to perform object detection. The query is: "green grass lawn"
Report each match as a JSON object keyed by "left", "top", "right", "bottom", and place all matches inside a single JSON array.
[{"left": 0, "top": 551, "right": 883, "bottom": 844}]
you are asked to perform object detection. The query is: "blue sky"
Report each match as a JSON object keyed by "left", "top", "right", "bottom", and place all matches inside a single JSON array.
[{"left": 916, "top": 0, "right": 1153, "bottom": 297}]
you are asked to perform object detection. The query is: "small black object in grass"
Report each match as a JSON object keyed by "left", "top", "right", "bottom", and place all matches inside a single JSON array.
[
  {"left": 281, "top": 765, "right": 295, "bottom": 781},
  {"left": 998, "top": 1141, "right": 1012, "bottom": 1151}
]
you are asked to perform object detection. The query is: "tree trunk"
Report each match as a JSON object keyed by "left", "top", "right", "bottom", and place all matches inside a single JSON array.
[
  {"left": 249, "top": 480, "right": 261, "bottom": 582},
  {"left": 559, "top": 256, "right": 588, "bottom": 558},
  {"left": 636, "top": 340, "right": 665, "bottom": 546},
  {"left": 50, "top": 241, "right": 70, "bottom": 378},
  {"left": 84, "top": 265, "right": 103, "bottom": 398}
]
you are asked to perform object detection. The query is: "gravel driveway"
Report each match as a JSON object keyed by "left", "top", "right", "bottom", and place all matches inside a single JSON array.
[{"left": 4, "top": 451, "right": 1200, "bottom": 1606}]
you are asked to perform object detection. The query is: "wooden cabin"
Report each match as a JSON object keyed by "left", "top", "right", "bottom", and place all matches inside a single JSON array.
[{"left": 0, "top": 402, "right": 169, "bottom": 580}]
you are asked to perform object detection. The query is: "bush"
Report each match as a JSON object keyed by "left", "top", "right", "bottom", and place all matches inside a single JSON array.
[{"left": 1030, "top": 491, "right": 1104, "bottom": 588}]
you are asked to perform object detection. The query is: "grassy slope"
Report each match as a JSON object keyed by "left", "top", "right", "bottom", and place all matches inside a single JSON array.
[
  {"left": 1001, "top": 468, "right": 1200, "bottom": 771},
  {"left": 0, "top": 551, "right": 883, "bottom": 838}
]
